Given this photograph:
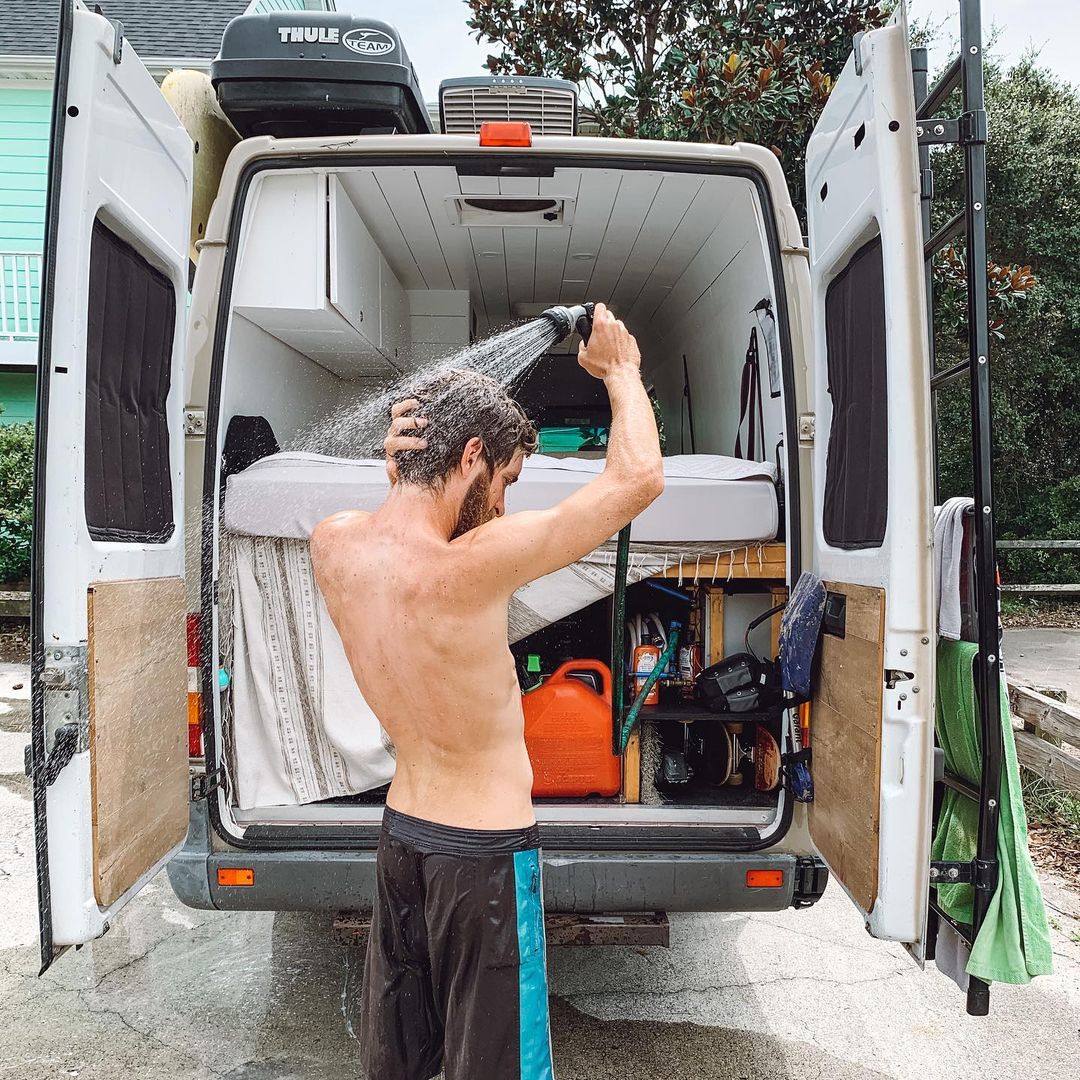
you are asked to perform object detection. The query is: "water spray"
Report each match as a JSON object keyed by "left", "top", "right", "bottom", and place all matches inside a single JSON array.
[
  {"left": 300, "top": 305, "right": 597, "bottom": 457},
  {"left": 539, "top": 302, "right": 595, "bottom": 344}
]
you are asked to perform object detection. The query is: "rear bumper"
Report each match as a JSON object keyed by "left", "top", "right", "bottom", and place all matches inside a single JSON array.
[{"left": 168, "top": 803, "right": 828, "bottom": 914}]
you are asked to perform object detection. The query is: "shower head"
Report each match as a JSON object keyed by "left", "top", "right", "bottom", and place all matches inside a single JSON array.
[{"left": 539, "top": 302, "right": 595, "bottom": 344}]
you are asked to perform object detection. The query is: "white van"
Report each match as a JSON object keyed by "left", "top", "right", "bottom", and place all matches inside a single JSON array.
[{"left": 29, "top": 0, "right": 1006, "bottom": 1014}]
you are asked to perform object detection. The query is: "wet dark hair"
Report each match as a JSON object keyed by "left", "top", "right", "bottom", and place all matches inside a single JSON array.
[{"left": 391, "top": 368, "right": 538, "bottom": 489}]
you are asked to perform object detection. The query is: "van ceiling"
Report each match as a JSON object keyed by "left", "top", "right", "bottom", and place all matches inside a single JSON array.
[{"left": 334, "top": 166, "right": 767, "bottom": 346}]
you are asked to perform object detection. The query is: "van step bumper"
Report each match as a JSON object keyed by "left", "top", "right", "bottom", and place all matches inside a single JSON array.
[
  {"left": 333, "top": 910, "right": 672, "bottom": 948},
  {"left": 168, "top": 846, "right": 826, "bottom": 914}
]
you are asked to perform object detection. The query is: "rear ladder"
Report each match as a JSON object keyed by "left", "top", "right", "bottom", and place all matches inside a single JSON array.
[{"left": 911, "top": 0, "right": 1003, "bottom": 1017}]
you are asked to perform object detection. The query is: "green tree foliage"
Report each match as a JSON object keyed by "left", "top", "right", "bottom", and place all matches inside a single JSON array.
[
  {"left": 468, "top": 2, "right": 1078, "bottom": 584},
  {"left": 931, "top": 59, "right": 1080, "bottom": 584},
  {"left": 465, "top": 1, "right": 889, "bottom": 208},
  {"left": 0, "top": 422, "right": 33, "bottom": 585}
]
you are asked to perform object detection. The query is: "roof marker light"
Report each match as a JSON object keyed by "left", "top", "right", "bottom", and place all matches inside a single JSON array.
[{"left": 480, "top": 121, "right": 532, "bottom": 147}]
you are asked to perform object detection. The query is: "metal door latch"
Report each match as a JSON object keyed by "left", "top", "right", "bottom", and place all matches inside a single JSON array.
[{"left": 798, "top": 414, "right": 815, "bottom": 444}]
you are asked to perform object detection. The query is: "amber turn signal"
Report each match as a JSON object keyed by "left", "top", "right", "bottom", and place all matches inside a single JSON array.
[
  {"left": 746, "top": 869, "right": 784, "bottom": 888},
  {"left": 217, "top": 867, "right": 255, "bottom": 887}
]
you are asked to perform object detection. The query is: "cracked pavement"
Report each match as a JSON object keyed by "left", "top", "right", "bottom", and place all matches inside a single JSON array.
[{"left": 2, "top": 661, "right": 1080, "bottom": 1079}]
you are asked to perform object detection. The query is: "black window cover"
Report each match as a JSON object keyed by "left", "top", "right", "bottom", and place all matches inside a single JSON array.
[
  {"left": 822, "top": 235, "right": 888, "bottom": 549},
  {"left": 84, "top": 220, "right": 176, "bottom": 542}
]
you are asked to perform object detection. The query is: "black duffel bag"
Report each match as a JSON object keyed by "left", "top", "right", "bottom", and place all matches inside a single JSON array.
[{"left": 696, "top": 652, "right": 783, "bottom": 714}]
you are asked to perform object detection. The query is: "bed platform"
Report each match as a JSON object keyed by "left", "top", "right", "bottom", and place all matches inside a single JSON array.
[{"left": 220, "top": 450, "right": 788, "bottom": 809}]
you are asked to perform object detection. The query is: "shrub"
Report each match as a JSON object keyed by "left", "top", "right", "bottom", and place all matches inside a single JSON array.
[{"left": 0, "top": 422, "right": 34, "bottom": 585}]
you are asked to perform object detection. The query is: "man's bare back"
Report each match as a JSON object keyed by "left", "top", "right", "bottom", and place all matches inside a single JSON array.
[
  {"left": 312, "top": 471, "right": 535, "bottom": 828},
  {"left": 311, "top": 304, "right": 663, "bottom": 830}
]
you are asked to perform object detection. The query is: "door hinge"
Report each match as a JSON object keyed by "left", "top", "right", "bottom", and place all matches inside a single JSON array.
[
  {"left": 920, "top": 167, "right": 934, "bottom": 202},
  {"left": 930, "top": 859, "right": 996, "bottom": 891},
  {"left": 798, "top": 413, "right": 815, "bottom": 444},
  {"left": 917, "top": 110, "right": 987, "bottom": 147},
  {"left": 184, "top": 409, "right": 206, "bottom": 436},
  {"left": 191, "top": 767, "right": 224, "bottom": 801},
  {"left": 33, "top": 645, "right": 89, "bottom": 787},
  {"left": 852, "top": 31, "right": 867, "bottom": 76},
  {"left": 111, "top": 19, "right": 124, "bottom": 64}
]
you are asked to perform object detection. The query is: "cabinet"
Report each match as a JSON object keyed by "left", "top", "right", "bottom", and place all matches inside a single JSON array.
[
  {"left": 329, "top": 175, "right": 382, "bottom": 350},
  {"left": 232, "top": 171, "right": 408, "bottom": 379}
]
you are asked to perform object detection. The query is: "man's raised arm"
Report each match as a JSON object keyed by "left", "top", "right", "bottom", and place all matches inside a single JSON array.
[{"left": 462, "top": 303, "right": 664, "bottom": 589}]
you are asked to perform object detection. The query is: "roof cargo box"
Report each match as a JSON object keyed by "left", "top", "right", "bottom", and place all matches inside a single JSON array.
[{"left": 211, "top": 13, "right": 433, "bottom": 138}]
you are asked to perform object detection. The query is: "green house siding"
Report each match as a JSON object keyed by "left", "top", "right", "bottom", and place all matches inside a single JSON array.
[
  {"left": 0, "top": 371, "right": 36, "bottom": 425},
  {"left": 0, "top": 85, "right": 50, "bottom": 338}
]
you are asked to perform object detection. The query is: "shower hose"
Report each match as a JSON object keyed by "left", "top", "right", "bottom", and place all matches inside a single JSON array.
[{"left": 618, "top": 622, "right": 681, "bottom": 755}]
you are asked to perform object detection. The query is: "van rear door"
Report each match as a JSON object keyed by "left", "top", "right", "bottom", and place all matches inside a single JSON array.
[
  {"left": 29, "top": 0, "right": 192, "bottom": 973},
  {"left": 803, "top": 4, "right": 935, "bottom": 954}
]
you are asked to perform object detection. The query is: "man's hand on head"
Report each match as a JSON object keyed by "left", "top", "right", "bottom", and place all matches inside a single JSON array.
[
  {"left": 577, "top": 302, "right": 642, "bottom": 382},
  {"left": 384, "top": 398, "right": 428, "bottom": 484}
]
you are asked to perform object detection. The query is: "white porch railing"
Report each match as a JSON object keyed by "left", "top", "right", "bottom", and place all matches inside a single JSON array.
[{"left": 1, "top": 252, "right": 42, "bottom": 342}]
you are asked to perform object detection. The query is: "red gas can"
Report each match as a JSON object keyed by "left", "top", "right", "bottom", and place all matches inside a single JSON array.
[{"left": 523, "top": 660, "right": 621, "bottom": 798}]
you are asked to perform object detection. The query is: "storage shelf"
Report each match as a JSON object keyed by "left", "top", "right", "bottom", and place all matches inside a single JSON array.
[
  {"left": 637, "top": 703, "right": 717, "bottom": 723},
  {"left": 653, "top": 543, "right": 786, "bottom": 582},
  {"left": 636, "top": 703, "right": 780, "bottom": 724}
]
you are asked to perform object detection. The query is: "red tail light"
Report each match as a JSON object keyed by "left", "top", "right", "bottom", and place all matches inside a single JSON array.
[
  {"left": 187, "top": 613, "right": 203, "bottom": 758},
  {"left": 187, "top": 612, "right": 201, "bottom": 667}
]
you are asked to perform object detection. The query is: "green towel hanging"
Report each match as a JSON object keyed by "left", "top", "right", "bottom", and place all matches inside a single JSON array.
[{"left": 932, "top": 639, "right": 1053, "bottom": 984}]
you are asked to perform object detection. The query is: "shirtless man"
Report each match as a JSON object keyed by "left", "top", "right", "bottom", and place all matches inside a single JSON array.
[{"left": 311, "top": 304, "right": 663, "bottom": 1080}]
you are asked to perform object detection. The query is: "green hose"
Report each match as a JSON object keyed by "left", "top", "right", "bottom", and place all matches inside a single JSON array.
[
  {"left": 619, "top": 624, "right": 680, "bottom": 754},
  {"left": 610, "top": 524, "right": 632, "bottom": 755}
]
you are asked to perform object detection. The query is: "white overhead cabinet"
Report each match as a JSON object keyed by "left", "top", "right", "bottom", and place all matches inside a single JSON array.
[{"left": 233, "top": 172, "right": 408, "bottom": 378}]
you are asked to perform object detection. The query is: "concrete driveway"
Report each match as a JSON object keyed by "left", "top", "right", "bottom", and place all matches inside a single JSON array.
[
  {"left": 1004, "top": 628, "right": 1080, "bottom": 702},
  {"left": 3, "top": 661, "right": 1080, "bottom": 1080}
]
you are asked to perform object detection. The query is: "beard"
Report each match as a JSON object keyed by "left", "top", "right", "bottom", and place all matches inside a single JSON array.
[{"left": 451, "top": 470, "right": 495, "bottom": 539}]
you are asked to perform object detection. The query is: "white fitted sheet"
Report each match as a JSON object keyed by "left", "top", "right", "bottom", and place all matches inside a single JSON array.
[{"left": 223, "top": 452, "right": 779, "bottom": 544}]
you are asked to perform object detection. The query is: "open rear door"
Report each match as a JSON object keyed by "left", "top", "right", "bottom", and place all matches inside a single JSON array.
[
  {"left": 803, "top": 3, "right": 935, "bottom": 952},
  {"left": 29, "top": 1, "right": 192, "bottom": 972}
]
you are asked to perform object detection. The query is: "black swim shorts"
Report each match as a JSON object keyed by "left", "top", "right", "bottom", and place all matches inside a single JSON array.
[{"left": 358, "top": 806, "right": 554, "bottom": 1080}]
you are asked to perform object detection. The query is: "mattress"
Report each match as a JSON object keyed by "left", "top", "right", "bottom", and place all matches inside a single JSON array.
[{"left": 223, "top": 451, "right": 779, "bottom": 544}]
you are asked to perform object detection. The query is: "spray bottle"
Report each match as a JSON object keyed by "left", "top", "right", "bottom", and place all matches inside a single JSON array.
[{"left": 630, "top": 614, "right": 662, "bottom": 707}]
